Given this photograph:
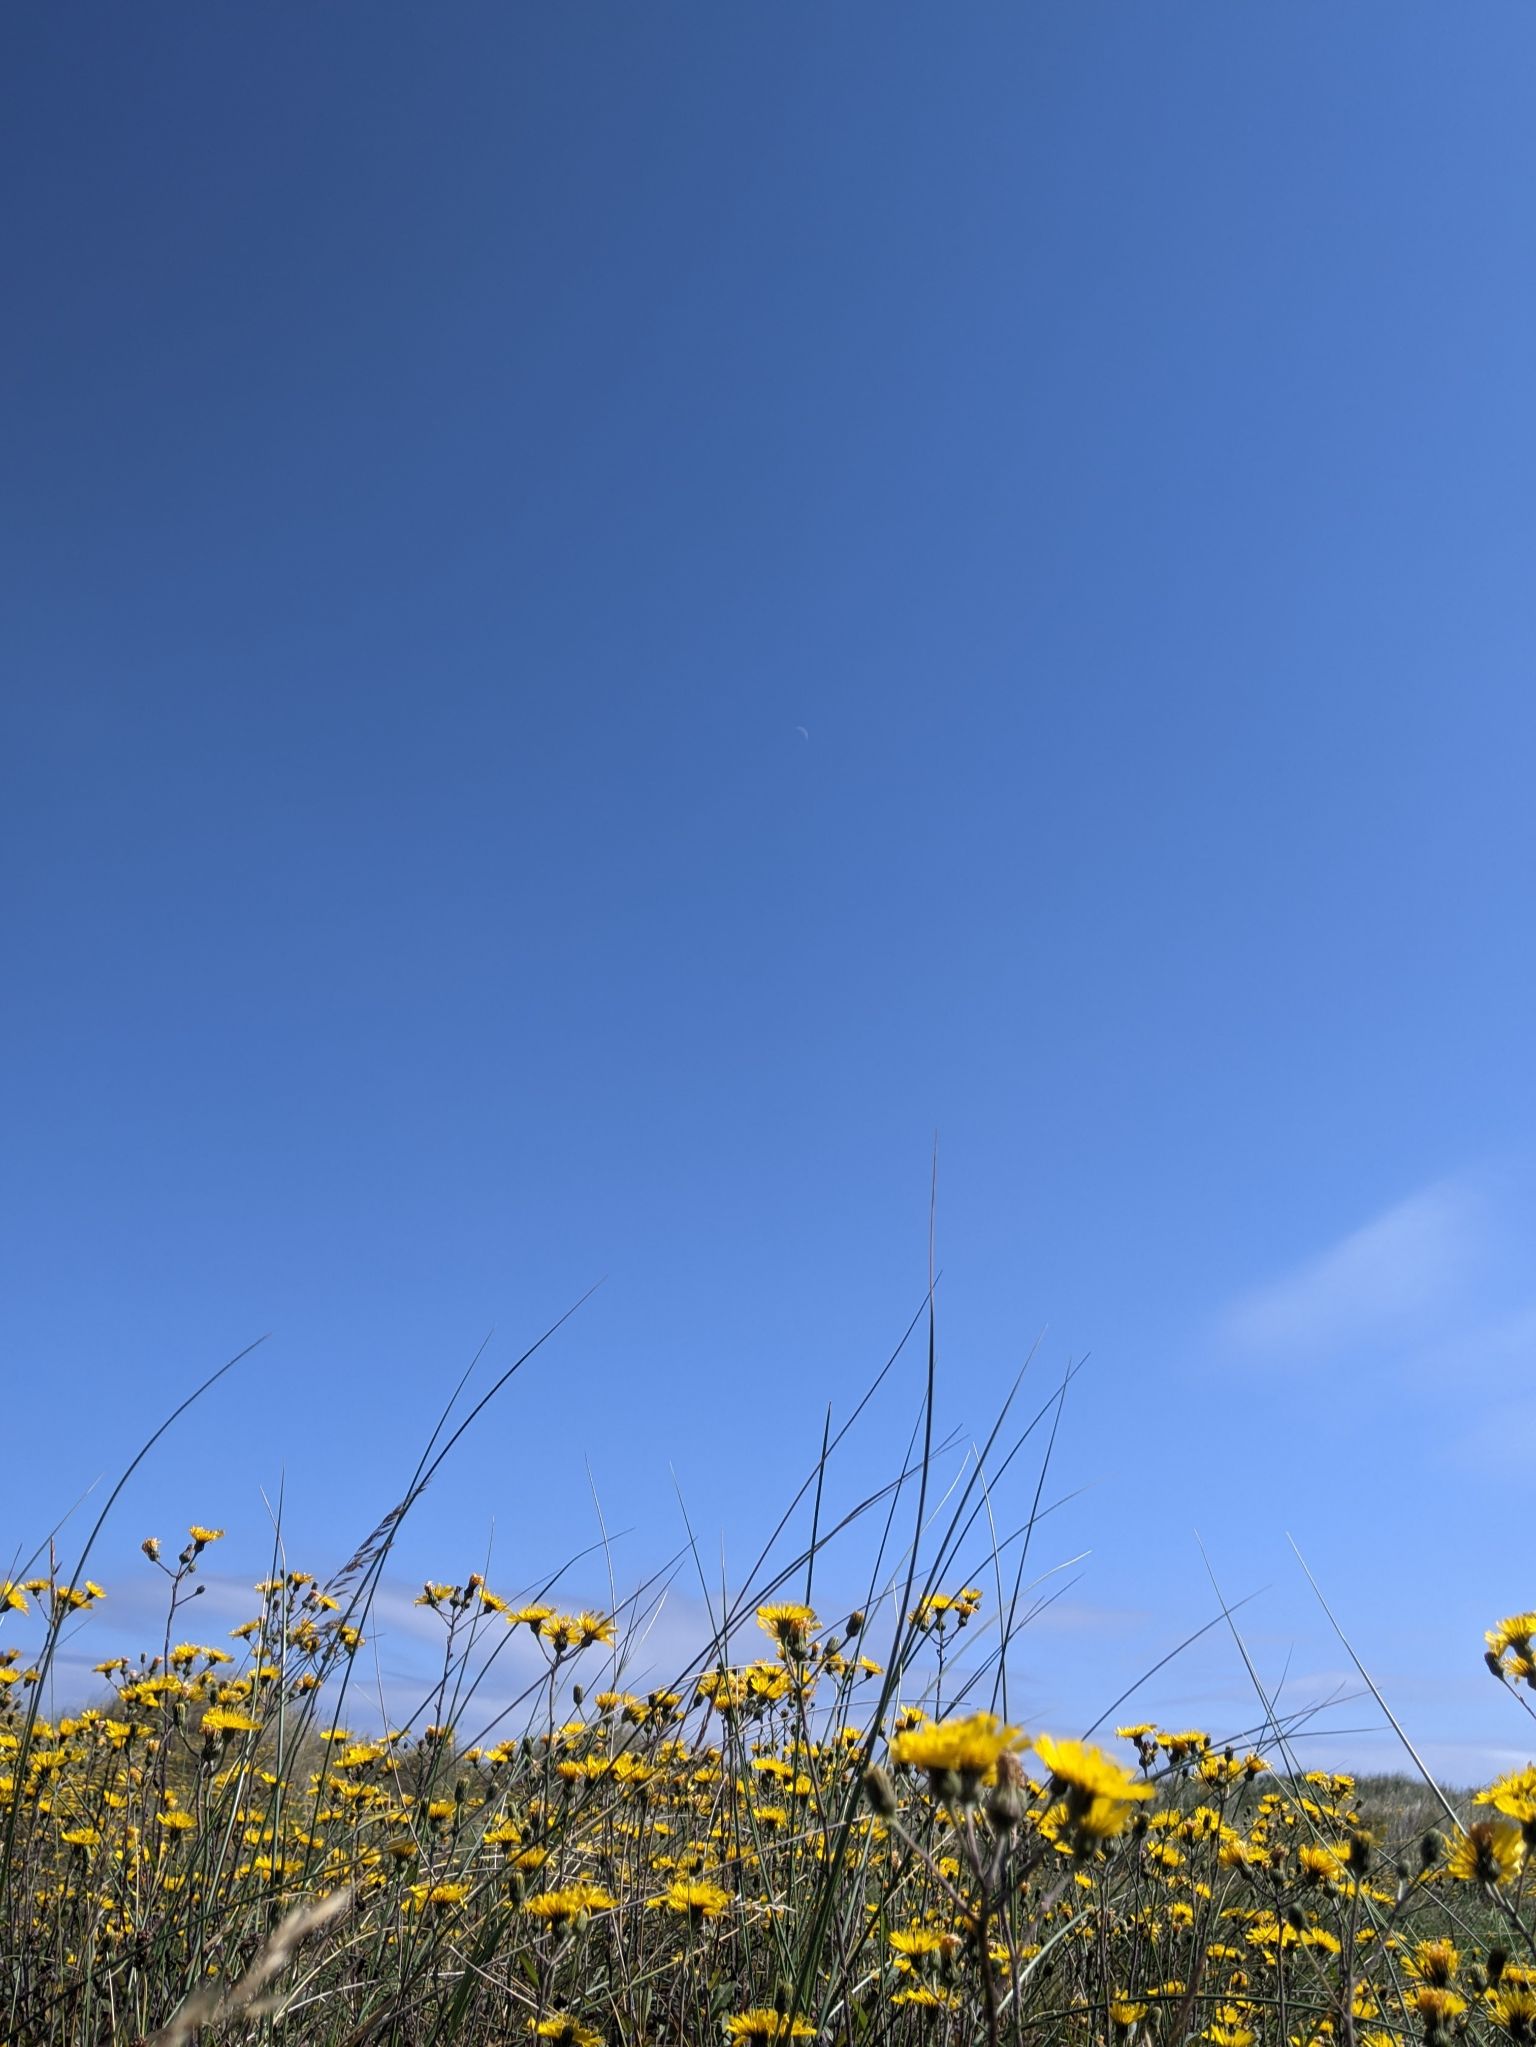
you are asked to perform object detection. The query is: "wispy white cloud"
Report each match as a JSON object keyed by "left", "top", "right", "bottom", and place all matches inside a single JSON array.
[
  {"left": 1412, "top": 1303, "right": 1536, "bottom": 1398},
  {"left": 1441, "top": 1360, "right": 1536, "bottom": 1474},
  {"left": 1221, "top": 1179, "right": 1486, "bottom": 1362}
]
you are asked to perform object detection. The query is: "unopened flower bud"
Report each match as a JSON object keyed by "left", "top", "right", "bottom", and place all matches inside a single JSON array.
[
  {"left": 986, "top": 1781, "right": 1025, "bottom": 1831},
  {"left": 862, "top": 1765, "right": 898, "bottom": 1819}
]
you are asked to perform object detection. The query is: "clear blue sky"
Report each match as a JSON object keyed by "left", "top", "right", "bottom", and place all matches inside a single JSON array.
[{"left": 4, "top": 6, "right": 1534, "bottom": 1775}]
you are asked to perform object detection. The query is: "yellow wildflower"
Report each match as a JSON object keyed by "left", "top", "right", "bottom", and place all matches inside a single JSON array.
[
  {"left": 200, "top": 1707, "right": 260, "bottom": 1735},
  {"left": 755, "top": 1604, "right": 817, "bottom": 1656},
  {"left": 1447, "top": 1820, "right": 1525, "bottom": 1887},
  {"left": 539, "top": 1611, "right": 617, "bottom": 1653},
  {"left": 648, "top": 1878, "right": 732, "bottom": 1921},
  {"left": 1406, "top": 1939, "right": 1460, "bottom": 1986},
  {"left": 1032, "top": 1734, "right": 1153, "bottom": 1807},
  {"left": 530, "top": 2019, "right": 604, "bottom": 2047},
  {"left": 890, "top": 1711, "right": 1026, "bottom": 1795},
  {"left": 523, "top": 1883, "right": 615, "bottom": 1928},
  {"left": 1412, "top": 1988, "right": 1468, "bottom": 2029},
  {"left": 1489, "top": 1989, "right": 1536, "bottom": 2039},
  {"left": 1478, "top": 1765, "right": 1536, "bottom": 1824}
]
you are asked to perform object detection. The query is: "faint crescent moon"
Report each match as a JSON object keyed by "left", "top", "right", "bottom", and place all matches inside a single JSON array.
[{"left": 795, "top": 725, "right": 809, "bottom": 740}]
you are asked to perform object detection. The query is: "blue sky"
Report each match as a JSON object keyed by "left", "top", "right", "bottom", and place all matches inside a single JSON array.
[{"left": 4, "top": 5, "right": 1535, "bottom": 1776}]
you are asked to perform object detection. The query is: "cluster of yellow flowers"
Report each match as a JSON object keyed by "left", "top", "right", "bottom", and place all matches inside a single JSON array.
[{"left": 5, "top": 1543, "right": 1536, "bottom": 2047}]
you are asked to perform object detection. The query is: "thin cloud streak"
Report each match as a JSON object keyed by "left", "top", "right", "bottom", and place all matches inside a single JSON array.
[{"left": 1221, "top": 1180, "right": 1484, "bottom": 1362}]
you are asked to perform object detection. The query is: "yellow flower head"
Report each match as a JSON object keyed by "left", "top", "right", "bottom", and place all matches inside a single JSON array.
[
  {"left": 509, "top": 1604, "right": 556, "bottom": 1630},
  {"left": 755, "top": 1604, "right": 818, "bottom": 1656},
  {"left": 1487, "top": 1613, "right": 1536, "bottom": 1657},
  {"left": 890, "top": 1711, "right": 1027, "bottom": 1796},
  {"left": 888, "top": 1926, "right": 959, "bottom": 1977},
  {"left": 1406, "top": 1939, "right": 1460, "bottom": 1987},
  {"left": 539, "top": 1610, "right": 617, "bottom": 1653},
  {"left": 1033, "top": 1734, "right": 1151, "bottom": 1801},
  {"left": 406, "top": 1881, "right": 471, "bottom": 1910},
  {"left": 1478, "top": 1765, "right": 1536, "bottom": 1825},
  {"left": 200, "top": 1707, "right": 260, "bottom": 1736},
  {"left": 907, "top": 1587, "right": 983, "bottom": 1632},
  {"left": 1411, "top": 1988, "right": 1467, "bottom": 2028},
  {"left": 1489, "top": 1988, "right": 1536, "bottom": 2039},
  {"left": 531, "top": 2019, "right": 604, "bottom": 2047},
  {"left": 1297, "top": 1843, "right": 1348, "bottom": 1886},
  {"left": 522, "top": 1882, "right": 616, "bottom": 1928},
  {"left": 889, "top": 1926, "right": 949, "bottom": 1958},
  {"left": 1158, "top": 1728, "right": 1211, "bottom": 1762},
  {"left": 1447, "top": 1820, "right": 1525, "bottom": 1887},
  {"left": 649, "top": 1878, "right": 732, "bottom": 1920}
]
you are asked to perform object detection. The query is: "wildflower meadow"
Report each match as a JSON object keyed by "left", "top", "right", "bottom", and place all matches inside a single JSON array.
[{"left": 6, "top": 1330, "right": 1536, "bottom": 2047}]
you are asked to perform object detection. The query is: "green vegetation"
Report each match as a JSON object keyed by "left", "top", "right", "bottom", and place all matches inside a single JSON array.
[{"left": 5, "top": 1340, "right": 1536, "bottom": 2047}]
